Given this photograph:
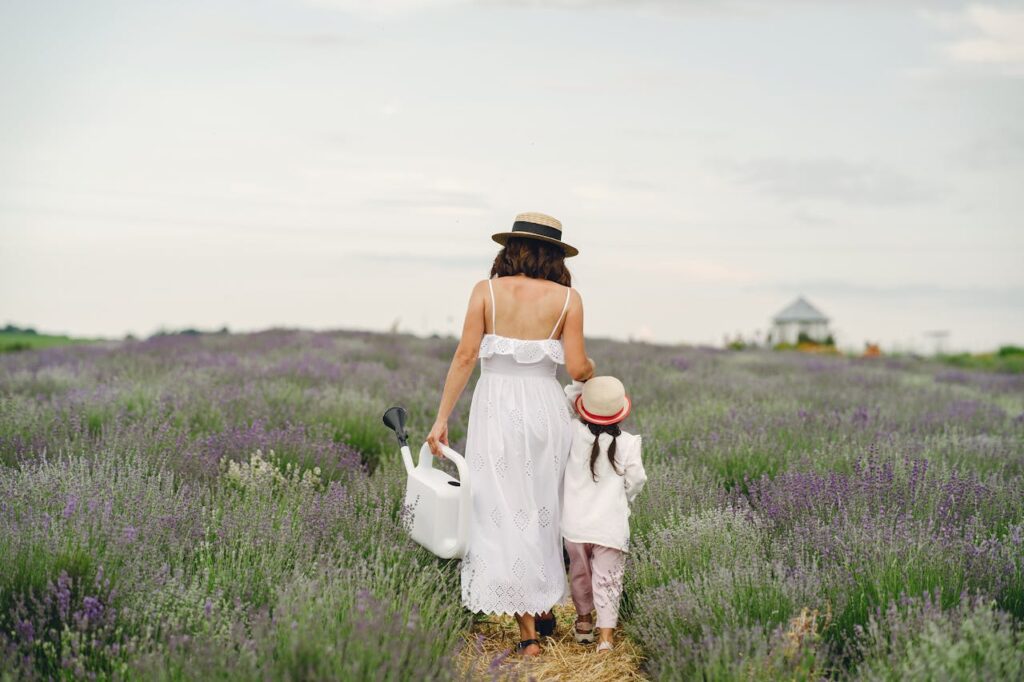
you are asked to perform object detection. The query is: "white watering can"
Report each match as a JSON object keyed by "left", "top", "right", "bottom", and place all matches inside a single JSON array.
[{"left": 382, "top": 406, "right": 471, "bottom": 560}]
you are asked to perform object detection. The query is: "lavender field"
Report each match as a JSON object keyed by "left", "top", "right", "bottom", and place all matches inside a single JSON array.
[{"left": 1, "top": 329, "right": 1023, "bottom": 680}]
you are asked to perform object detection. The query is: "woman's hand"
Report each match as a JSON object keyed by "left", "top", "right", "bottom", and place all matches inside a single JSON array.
[{"left": 426, "top": 419, "right": 449, "bottom": 458}]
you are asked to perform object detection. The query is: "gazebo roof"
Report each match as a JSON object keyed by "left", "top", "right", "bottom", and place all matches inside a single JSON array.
[{"left": 773, "top": 296, "right": 829, "bottom": 324}]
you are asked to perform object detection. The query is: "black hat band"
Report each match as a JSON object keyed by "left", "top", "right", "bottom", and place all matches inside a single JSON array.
[{"left": 511, "top": 221, "right": 562, "bottom": 241}]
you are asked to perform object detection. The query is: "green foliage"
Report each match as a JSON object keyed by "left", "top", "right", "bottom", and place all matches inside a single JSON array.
[
  {"left": 853, "top": 596, "right": 1024, "bottom": 681},
  {"left": 940, "top": 349, "right": 1024, "bottom": 374},
  {"left": 997, "top": 345, "right": 1024, "bottom": 358},
  {"left": 0, "top": 330, "right": 98, "bottom": 353}
]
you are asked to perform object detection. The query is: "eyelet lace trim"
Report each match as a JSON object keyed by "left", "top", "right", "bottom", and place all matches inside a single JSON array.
[
  {"left": 478, "top": 334, "right": 565, "bottom": 365},
  {"left": 461, "top": 549, "right": 567, "bottom": 617}
]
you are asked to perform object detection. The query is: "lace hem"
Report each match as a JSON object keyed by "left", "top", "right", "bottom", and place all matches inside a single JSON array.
[
  {"left": 461, "top": 591, "right": 566, "bottom": 617},
  {"left": 478, "top": 334, "right": 565, "bottom": 365}
]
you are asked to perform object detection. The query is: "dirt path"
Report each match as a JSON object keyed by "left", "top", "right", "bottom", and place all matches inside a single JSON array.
[{"left": 457, "top": 600, "right": 646, "bottom": 681}]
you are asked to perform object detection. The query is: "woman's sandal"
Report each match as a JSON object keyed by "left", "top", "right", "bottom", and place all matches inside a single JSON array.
[
  {"left": 573, "top": 617, "right": 595, "bottom": 644},
  {"left": 596, "top": 640, "right": 613, "bottom": 653},
  {"left": 536, "top": 612, "right": 557, "bottom": 638},
  {"left": 516, "top": 638, "right": 541, "bottom": 656}
]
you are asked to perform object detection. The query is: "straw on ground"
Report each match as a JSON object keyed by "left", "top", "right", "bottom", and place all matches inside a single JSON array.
[{"left": 457, "top": 602, "right": 646, "bottom": 681}]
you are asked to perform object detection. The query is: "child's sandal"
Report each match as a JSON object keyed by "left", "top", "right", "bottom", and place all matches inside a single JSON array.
[
  {"left": 573, "top": 618, "right": 595, "bottom": 644},
  {"left": 516, "top": 638, "right": 541, "bottom": 656}
]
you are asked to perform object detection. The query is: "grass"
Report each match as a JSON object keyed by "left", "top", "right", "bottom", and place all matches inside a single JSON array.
[{"left": 0, "top": 330, "right": 102, "bottom": 353}]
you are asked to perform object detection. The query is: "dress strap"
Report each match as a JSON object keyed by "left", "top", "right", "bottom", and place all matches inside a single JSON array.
[
  {"left": 487, "top": 278, "right": 497, "bottom": 335},
  {"left": 548, "top": 286, "right": 572, "bottom": 339}
]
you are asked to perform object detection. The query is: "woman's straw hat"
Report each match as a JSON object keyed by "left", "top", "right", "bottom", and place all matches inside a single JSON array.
[
  {"left": 492, "top": 212, "right": 579, "bottom": 257},
  {"left": 574, "top": 376, "right": 632, "bottom": 425}
]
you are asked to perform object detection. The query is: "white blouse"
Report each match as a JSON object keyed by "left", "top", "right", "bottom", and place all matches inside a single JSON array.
[{"left": 560, "top": 381, "right": 647, "bottom": 552}]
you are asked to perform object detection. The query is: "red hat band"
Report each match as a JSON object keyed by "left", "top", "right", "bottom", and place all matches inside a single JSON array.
[{"left": 574, "top": 394, "right": 631, "bottom": 425}]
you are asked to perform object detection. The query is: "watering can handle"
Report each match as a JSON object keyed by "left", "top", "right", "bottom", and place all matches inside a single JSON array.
[
  {"left": 416, "top": 442, "right": 468, "bottom": 480},
  {"left": 417, "top": 442, "right": 471, "bottom": 556}
]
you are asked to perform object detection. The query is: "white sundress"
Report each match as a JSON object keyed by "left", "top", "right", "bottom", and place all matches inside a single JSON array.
[{"left": 460, "top": 280, "right": 575, "bottom": 616}]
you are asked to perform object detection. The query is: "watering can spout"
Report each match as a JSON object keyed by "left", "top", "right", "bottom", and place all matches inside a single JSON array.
[
  {"left": 383, "top": 406, "right": 415, "bottom": 474},
  {"left": 400, "top": 445, "right": 414, "bottom": 475},
  {"left": 382, "top": 406, "right": 409, "bottom": 445}
]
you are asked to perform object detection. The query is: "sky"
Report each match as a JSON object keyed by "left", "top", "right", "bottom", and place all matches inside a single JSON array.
[{"left": 1, "top": 0, "right": 1022, "bottom": 353}]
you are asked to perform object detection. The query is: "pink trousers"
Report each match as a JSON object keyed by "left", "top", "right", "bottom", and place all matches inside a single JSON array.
[{"left": 563, "top": 539, "right": 626, "bottom": 628}]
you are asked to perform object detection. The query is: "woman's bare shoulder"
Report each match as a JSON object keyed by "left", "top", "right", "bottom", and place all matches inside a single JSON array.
[{"left": 566, "top": 286, "right": 583, "bottom": 310}]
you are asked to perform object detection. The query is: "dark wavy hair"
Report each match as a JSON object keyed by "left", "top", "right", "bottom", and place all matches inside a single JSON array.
[{"left": 490, "top": 237, "right": 572, "bottom": 286}]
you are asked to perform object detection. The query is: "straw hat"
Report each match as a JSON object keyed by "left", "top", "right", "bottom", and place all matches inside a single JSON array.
[
  {"left": 574, "top": 376, "right": 632, "bottom": 425},
  {"left": 492, "top": 212, "right": 579, "bottom": 257}
]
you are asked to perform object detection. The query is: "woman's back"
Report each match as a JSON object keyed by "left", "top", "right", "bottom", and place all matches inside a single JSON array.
[{"left": 485, "top": 276, "right": 572, "bottom": 341}]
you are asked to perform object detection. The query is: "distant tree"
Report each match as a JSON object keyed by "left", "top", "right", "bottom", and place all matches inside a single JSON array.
[{"left": 2, "top": 324, "right": 37, "bottom": 335}]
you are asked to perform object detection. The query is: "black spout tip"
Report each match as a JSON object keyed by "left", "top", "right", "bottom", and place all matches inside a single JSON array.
[{"left": 382, "top": 406, "right": 410, "bottom": 446}]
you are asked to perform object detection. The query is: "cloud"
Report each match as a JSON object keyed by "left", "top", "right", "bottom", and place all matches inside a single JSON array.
[
  {"left": 598, "top": 253, "right": 760, "bottom": 285},
  {"left": 362, "top": 186, "right": 491, "bottom": 215},
  {"left": 269, "top": 32, "right": 358, "bottom": 47},
  {"left": 485, "top": 0, "right": 754, "bottom": 9},
  {"left": 954, "top": 128, "right": 1024, "bottom": 169},
  {"left": 301, "top": 0, "right": 843, "bottom": 20},
  {"left": 192, "top": 24, "right": 361, "bottom": 47},
  {"left": 346, "top": 250, "right": 486, "bottom": 269},
  {"left": 792, "top": 209, "right": 835, "bottom": 227},
  {"left": 729, "top": 157, "right": 934, "bottom": 206},
  {"left": 304, "top": 0, "right": 464, "bottom": 19},
  {"left": 926, "top": 4, "right": 1024, "bottom": 76},
  {"left": 569, "top": 181, "right": 664, "bottom": 204},
  {"left": 757, "top": 279, "right": 1024, "bottom": 308}
]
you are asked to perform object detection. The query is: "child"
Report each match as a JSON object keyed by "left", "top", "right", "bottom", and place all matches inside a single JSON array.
[{"left": 562, "top": 376, "right": 647, "bottom": 653}]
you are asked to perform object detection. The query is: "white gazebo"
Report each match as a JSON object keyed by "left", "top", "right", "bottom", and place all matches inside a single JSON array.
[{"left": 770, "top": 297, "right": 831, "bottom": 345}]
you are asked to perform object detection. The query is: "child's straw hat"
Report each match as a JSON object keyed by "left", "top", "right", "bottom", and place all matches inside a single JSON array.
[
  {"left": 491, "top": 212, "right": 579, "bottom": 257},
  {"left": 574, "top": 376, "right": 632, "bottom": 425}
]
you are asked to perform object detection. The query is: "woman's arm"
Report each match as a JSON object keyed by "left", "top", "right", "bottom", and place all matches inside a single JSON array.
[
  {"left": 562, "top": 289, "right": 596, "bottom": 382},
  {"left": 426, "top": 280, "right": 487, "bottom": 457}
]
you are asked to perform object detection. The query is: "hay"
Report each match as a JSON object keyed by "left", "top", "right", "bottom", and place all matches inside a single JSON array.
[{"left": 456, "top": 602, "right": 647, "bottom": 681}]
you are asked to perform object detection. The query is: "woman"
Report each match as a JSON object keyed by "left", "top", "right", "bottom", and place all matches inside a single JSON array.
[{"left": 426, "top": 212, "right": 596, "bottom": 657}]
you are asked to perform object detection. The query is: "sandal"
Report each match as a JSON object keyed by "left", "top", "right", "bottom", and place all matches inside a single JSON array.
[
  {"left": 536, "top": 612, "right": 557, "bottom": 638},
  {"left": 574, "top": 616, "right": 595, "bottom": 644},
  {"left": 516, "top": 638, "right": 541, "bottom": 656},
  {"left": 596, "top": 640, "right": 613, "bottom": 653}
]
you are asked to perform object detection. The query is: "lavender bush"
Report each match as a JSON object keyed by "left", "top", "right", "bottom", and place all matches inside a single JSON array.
[
  {"left": 2, "top": 329, "right": 1022, "bottom": 679},
  {"left": 850, "top": 592, "right": 1024, "bottom": 681}
]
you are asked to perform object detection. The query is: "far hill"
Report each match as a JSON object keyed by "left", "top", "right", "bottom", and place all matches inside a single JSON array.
[{"left": 0, "top": 325, "right": 103, "bottom": 353}]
